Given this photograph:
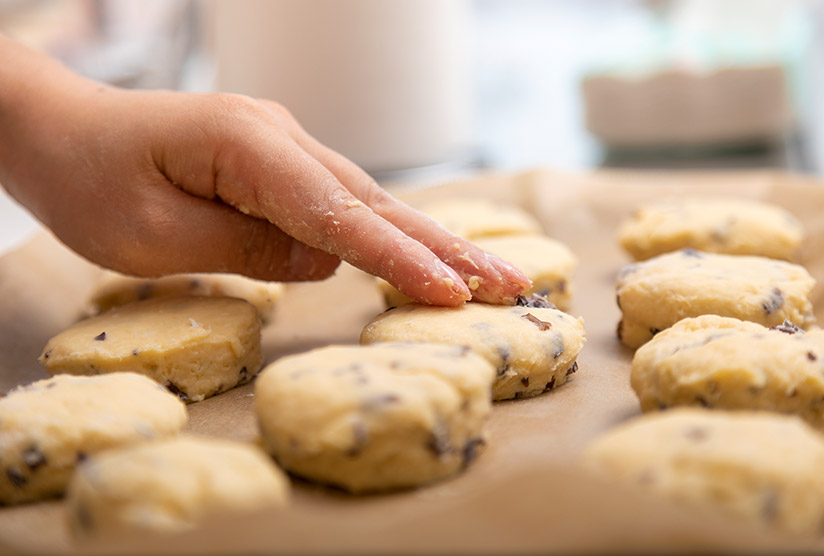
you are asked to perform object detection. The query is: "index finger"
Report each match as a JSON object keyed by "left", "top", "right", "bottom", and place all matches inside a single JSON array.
[{"left": 215, "top": 136, "right": 472, "bottom": 306}]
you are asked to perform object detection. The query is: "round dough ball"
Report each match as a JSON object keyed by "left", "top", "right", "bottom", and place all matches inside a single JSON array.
[
  {"left": 419, "top": 198, "right": 543, "bottom": 240},
  {"left": 377, "top": 235, "right": 577, "bottom": 312},
  {"left": 88, "top": 271, "right": 284, "bottom": 324},
  {"left": 361, "top": 298, "right": 585, "bottom": 401},
  {"left": 66, "top": 436, "right": 290, "bottom": 538},
  {"left": 40, "top": 295, "right": 262, "bottom": 403},
  {"left": 631, "top": 315, "right": 824, "bottom": 428},
  {"left": 583, "top": 408, "right": 824, "bottom": 535},
  {"left": 254, "top": 343, "right": 496, "bottom": 493},
  {"left": 0, "top": 373, "right": 187, "bottom": 505},
  {"left": 616, "top": 249, "right": 815, "bottom": 349},
  {"left": 619, "top": 198, "right": 803, "bottom": 262}
]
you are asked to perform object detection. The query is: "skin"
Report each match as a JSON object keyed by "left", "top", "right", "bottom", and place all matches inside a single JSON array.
[{"left": 0, "top": 36, "right": 530, "bottom": 306}]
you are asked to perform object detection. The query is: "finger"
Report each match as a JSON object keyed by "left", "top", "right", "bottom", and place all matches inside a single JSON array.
[
  {"left": 100, "top": 175, "right": 341, "bottom": 282},
  {"left": 207, "top": 127, "right": 471, "bottom": 306},
  {"left": 279, "top": 120, "right": 531, "bottom": 304}
]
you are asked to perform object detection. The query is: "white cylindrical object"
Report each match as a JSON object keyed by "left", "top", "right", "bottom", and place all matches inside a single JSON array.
[{"left": 207, "top": 0, "right": 472, "bottom": 174}]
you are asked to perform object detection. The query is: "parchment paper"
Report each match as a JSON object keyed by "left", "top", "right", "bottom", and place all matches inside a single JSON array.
[{"left": 1, "top": 168, "right": 824, "bottom": 555}]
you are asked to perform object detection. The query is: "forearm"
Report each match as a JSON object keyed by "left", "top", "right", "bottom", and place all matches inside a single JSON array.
[{"left": 0, "top": 34, "right": 102, "bottom": 221}]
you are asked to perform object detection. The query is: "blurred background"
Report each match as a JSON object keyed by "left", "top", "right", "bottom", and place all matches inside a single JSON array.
[{"left": 1, "top": 0, "right": 823, "bottom": 251}]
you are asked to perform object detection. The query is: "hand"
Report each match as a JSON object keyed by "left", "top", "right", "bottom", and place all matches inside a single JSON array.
[{"left": 0, "top": 37, "right": 530, "bottom": 306}]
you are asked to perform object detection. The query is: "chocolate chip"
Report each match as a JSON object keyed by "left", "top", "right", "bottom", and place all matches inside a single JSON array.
[
  {"left": 6, "top": 468, "right": 26, "bottom": 488},
  {"left": 135, "top": 282, "right": 155, "bottom": 301},
  {"left": 761, "top": 489, "right": 780, "bottom": 523},
  {"left": 522, "top": 313, "right": 552, "bottom": 331},
  {"left": 188, "top": 278, "right": 203, "bottom": 291},
  {"left": 543, "top": 377, "right": 556, "bottom": 392},
  {"left": 427, "top": 423, "right": 452, "bottom": 459},
  {"left": 684, "top": 427, "right": 708, "bottom": 442},
  {"left": 362, "top": 393, "right": 401, "bottom": 411},
  {"left": 42, "top": 350, "right": 52, "bottom": 360},
  {"left": 462, "top": 437, "right": 485, "bottom": 467},
  {"left": 552, "top": 334, "right": 565, "bottom": 359},
  {"left": 131, "top": 349, "right": 140, "bottom": 356},
  {"left": 637, "top": 468, "right": 656, "bottom": 485},
  {"left": 682, "top": 248, "right": 702, "bottom": 258},
  {"left": 346, "top": 420, "right": 369, "bottom": 457},
  {"left": 496, "top": 346, "right": 511, "bottom": 378},
  {"left": 762, "top": 288, "right": 784, "bottom": 315},
  {"left": 22, "top": 447, "right": 46, "bottom": 471},
  {"left": 770, "top": 320, "right": 800, "bottom": 335},
  {"left": 516, "top": 294, "right": 555, "bottom": 309},
  {"left": 520, "top": 377, "right": 530, "bottom": 388},
  {"left": 565, "top": 362, "right": 578, "bottom": 376},
  {"left": 164, "top": 381, "right": 189, "bottom": 402},
  {"left": 93, "top": 332, "right": 106, "bottom": 341},
  {"left": 75, "top": 501, "right": 94, "bottom": 532},
  {"left": 808, "top": 352, "right": 818, "bottom": 362}
]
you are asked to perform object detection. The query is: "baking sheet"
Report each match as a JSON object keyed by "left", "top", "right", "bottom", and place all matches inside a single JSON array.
[{"left": 1, "top": 168, "right": 824, "bottom": 554}]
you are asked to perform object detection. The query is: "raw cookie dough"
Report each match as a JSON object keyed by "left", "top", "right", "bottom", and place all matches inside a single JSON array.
[
  {"left": 254, "top": 343, "right": 495, "bottom": 493},
  {"left": 0, "top": 373, "right": 187, "bottom": 505},
  {"left": 88, "top": 271, "right": 284, "bottom": 323},
  {"left": 66, "top": 436, "right": 290, "bottom": 538},
  {"left": 583, "top": 408, "right": 824, "bottom": 535},
  {"left": 377, "top": 235, "right": 577, "bottom": 311},
  {"left": 631, "top": 315, "right": 824, "bottom": 428},
  {"left": 419, "top": 198, "right": 543, "bottom": 240},
  {"left": 616, "top": 249, "right": 815, "bottom": 349},
  {"left": 40, "top": 295, "right": 262, "bottom": 403},
  {"left": 619, "top": 198, "right": 803, "bottom": 261},
  {"left": 361, "top": 296, "right": 586, "bottom": 401}
]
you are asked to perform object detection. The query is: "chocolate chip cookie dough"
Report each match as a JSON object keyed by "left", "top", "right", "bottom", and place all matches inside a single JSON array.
[
  {"left": 616, "top": 249, "right": 815, "bottom": 349},
  {"left": 583, "top": 409, "right": 824, "bottom": 535},
  {"left": 361, "top": 295, "right": 585, "bottom": 401},
  {"left": 419, "top": 198, "right": 543, "bottom": 240},
  {"left": 631, "top": 315, "right": 824, "bottom": 427},
  {"left": 377, "top": 235, "right": 577, "bottom": 311},
  {"left": 619, "top": 198, "right": 803, "bottom": 261},
  {"left": 0, "top": 373, "right": 187, "bottom": 505},
  {"left": 254, "top": 343, "right": 495, "bottom": 493},
  {"left": 40, "top": 295, "right": 262, "bottom": 403},
  {"left": 67, "top": 436, "right": 289, "bottom": 538},
  {"left": 88, "top": 271, "right": 284, "bottom": 323}
]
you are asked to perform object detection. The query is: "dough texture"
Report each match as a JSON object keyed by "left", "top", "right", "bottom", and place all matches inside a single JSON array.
[
  {"left": 616, "top": 249, "right": 815, "bottom": 349},
  {"left": 584, "top": 408, "right": 824, "bottom": 535},
  {"left": 419, "top": 198, "right": 543, "bottom": 240},
  {"left": 67, "top": 436, "right": 289, "bottom": 538},
  {"left": 361, "top": 296, "right": 585, "bottom": 401},
  {"left": 0, "top": 373, "right": 187, "bottom": 505},
  {"left": 631, "top": 315, "right": 824, "bottom": 428},
  {"left": 40, "top": 295, "right": 262, "bottom": 403},
  {"left": 619, "top": 198, "right": 803, "bottom": 261},
  {"left": 254, "top": 343, "right": 496, "bottom": 493},
  {"left": 88, "top": 271, "right": 284, "bottom": 323}
]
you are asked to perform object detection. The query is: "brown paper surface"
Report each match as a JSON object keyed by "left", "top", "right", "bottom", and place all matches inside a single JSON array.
[{"left": 2, "top": 168, "right": 824, "bottom": 554}]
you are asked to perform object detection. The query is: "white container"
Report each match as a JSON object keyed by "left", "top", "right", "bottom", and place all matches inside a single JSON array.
[{"left": 205, "top": 0, "right": 473, "bottom": 175}]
